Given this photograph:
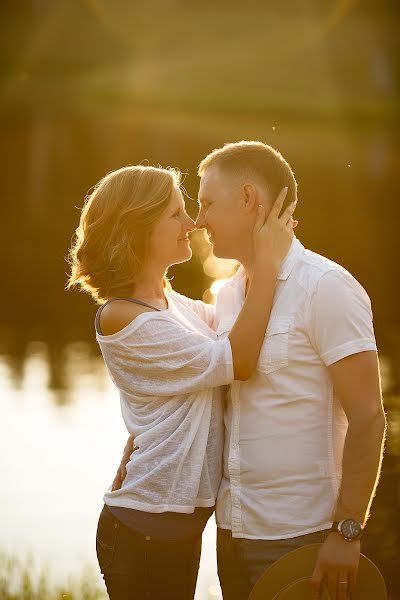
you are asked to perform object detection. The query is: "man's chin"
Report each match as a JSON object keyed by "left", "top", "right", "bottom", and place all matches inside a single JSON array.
[
  {"left": 210, "top": 238, "right": 237, "bottom": 259},
  {"left": 211, "top": 246, "right": 229, "bottom": 260},
  {"left": 210, "top": 244, "right": 220, "bottom": 257}
]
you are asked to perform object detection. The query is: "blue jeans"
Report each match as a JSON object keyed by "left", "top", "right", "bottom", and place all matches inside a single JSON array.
[
  {"left": 217, "top": 527, "right": 330, "bottom": 600},
  {"left": 96, "top": 505, "right": 202, "bottom": 599}
]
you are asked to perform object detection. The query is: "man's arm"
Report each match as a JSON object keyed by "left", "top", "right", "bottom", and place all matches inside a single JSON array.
[
  {"left": 311, "top": 350, "right": 386, "bottom": 600},
  {"left": 330, "top": 350, "right": 386, "bottom": 524},
  {"left": 111, "top": 434, "right": 135, "bottom": 491}
]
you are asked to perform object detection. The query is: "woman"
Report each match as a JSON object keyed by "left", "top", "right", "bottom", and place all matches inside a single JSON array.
[{"left": 67, "top": 165, "right": 295, "bottom": 600}]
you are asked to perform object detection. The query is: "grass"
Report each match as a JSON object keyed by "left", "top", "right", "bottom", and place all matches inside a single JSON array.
[{"left": 0, "top": 553, "right": 107, "bottom": 600}]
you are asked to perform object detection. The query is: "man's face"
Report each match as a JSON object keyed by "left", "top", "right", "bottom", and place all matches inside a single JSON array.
[{"left": 196, "top": 166, "right": 254, "bottom": 260}]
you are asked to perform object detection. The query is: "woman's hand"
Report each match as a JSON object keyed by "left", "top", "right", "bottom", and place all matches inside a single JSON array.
[{"left": 253, "top": 187, "right": 297, "bottom": 273}]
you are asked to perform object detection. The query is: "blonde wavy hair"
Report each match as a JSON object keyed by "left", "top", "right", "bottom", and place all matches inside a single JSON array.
[{"left": 67, "top": 165, "right": 180, "bottom": 303}]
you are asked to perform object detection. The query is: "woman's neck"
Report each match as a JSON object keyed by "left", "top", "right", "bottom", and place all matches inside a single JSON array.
[{"left": 132, "top": 270, "right": 169, "bottom": 309}]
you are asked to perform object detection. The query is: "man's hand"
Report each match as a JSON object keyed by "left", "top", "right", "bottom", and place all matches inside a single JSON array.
[
  {"left": 111, "top": 434, "right": 135, "bottom": 491},
  {"left": 311, "top": 533, "right": 360, "bottom": 599}
]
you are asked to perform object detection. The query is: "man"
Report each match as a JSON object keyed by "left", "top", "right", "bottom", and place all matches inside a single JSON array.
[{"left": 115, "top": 141, "right": 386, "bottom": 600}]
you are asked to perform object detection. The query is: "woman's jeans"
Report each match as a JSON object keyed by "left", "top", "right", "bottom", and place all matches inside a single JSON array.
[
  {"left": 217, "top": 527, "right": 330, "bottom": 600},
  {"left": 96, "top": 506, "right": 202, "bottom": 600}
]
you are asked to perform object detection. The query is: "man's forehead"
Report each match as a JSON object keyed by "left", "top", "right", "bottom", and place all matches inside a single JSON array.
[
  {"left": 197, "top": 175, "right": 208, "bottom": 201},
  {"left": 198, "top": 166, "right": 224, "bottom": 196}
]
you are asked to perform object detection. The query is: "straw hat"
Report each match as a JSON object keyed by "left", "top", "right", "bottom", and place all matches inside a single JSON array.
[{"left": 248, "top": 543, "right": 387, "bottom": 600}]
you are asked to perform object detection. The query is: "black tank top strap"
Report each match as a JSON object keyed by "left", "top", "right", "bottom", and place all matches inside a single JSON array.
[{"left": 95, "top": 297, "right": 161, "bottom": 336}]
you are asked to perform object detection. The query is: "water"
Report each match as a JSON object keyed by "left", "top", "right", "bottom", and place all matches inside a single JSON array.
[
  {"left": 0, "top": 342, "right": 221, "bottom": 599},
  {"left": 1, "top": 341, "right": 399, "bottom": 598}
]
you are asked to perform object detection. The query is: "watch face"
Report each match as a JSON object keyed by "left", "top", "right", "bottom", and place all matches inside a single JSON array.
[{"left": 341, "top": 519, "right": 362, "bottom": 539}]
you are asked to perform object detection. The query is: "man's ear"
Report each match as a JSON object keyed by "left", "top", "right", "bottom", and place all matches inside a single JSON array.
[{"left": 242, "top": 183, "right": 258, "bottom": 212}]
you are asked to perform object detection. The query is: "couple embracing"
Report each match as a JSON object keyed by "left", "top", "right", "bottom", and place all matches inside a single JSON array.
[{"left": 68, "top": 141, "right": 385, "bottom": 600}]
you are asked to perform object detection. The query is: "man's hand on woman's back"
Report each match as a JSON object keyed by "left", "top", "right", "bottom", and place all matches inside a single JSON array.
[{"left": 111, "top": 434, "right": 135, "bottom": 491}]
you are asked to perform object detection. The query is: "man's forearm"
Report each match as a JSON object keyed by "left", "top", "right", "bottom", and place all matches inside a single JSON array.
[{"left": 334, "top": 412, "right": 386, "bottom": 525}]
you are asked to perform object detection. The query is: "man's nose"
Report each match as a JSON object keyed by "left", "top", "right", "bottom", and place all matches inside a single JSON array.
[
  {"left": 185, "top": 215, "right": 196, "bottom": 232},
  {"left": 195, "top": 211, "right": 206, "bottom": 229}
]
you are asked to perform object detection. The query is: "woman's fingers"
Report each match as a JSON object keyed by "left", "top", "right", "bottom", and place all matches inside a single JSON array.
[
  {"left": 279, "top": 200, "right": 297, "bottom": 225},
  {"left": 254, "top": 204, "right": 266, "bottom": 232},
  {"left": 268, "top": 186, "right": 289, "bottom": 219}
]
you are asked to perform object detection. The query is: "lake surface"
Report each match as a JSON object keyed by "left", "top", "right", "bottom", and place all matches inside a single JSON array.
[
  {"left": 1, "top": 342, "right": 399, "bottom": 599},
  {"left": 0, "top": 342, "right": 221, "bottom": 599}
]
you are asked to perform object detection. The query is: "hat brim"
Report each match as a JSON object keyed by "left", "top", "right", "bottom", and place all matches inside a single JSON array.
[{"left": 248, "top": 543, "right": 387, "bottom": 600}]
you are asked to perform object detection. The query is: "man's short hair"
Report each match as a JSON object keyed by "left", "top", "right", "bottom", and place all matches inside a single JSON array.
[{"left": 198, "top": 141, "right": 298, "bottom": 210}]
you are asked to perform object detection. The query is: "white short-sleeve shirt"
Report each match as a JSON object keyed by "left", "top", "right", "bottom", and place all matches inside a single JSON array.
[
  {"left": 214, "top": 238, "right": 377, "bottom": 539},
  {"left": 97, "top": 290, "right": 233, "bottom": 514}
]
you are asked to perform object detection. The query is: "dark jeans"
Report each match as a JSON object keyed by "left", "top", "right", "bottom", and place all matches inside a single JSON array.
[
  {"left": 96, "top": 506, "right": 202, "bottom": 600},
  {"left": 217, "top": 527, "right": 330, "bottom": 600}
]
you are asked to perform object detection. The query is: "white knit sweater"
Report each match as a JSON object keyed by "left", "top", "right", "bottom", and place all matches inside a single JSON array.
[{"left": 97, "top": 290, "right": 233, "bottom": 513}]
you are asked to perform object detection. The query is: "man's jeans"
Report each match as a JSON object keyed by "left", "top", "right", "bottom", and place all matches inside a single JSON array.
[{"left": 217, "top": 527, "right": 330, "bottom": 600}]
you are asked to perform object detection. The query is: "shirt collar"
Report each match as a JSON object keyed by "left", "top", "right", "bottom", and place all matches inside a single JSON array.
[
  {"left": 232, "top": 237, "right": 304, "bottom": 286},
  {"left": 277, "top": 237, "right": 304, "bottom": 281}
]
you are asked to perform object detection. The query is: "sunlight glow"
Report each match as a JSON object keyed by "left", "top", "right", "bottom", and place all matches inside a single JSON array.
[{"left": 210, "top": 279, "right": 229, "bottom": 297}]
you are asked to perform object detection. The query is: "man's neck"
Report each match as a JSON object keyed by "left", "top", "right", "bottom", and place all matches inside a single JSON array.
[
  {"left": 241, "top": 236, "right": 296, "bottom": 294},
  {"left": 236, "top": 253, "right": 254, "bottom": 297}
]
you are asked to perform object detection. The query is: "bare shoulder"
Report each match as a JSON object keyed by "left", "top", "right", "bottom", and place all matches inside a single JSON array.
[{"left": 99, "top": 300, "right": 156, "bottom": 336}]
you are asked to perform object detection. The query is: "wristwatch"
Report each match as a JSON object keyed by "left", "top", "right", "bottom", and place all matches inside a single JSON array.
[{"left": 331, "top": 519, "right": 363, "bottom": 541}]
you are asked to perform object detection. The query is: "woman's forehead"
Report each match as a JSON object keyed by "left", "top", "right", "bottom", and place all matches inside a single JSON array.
[{"left": 170, "top": 186, "right": 185, "bottom": 208}]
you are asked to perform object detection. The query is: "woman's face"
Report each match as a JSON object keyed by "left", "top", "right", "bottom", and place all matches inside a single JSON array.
[{"left": 147, "top": 186, "right": 195, "bottom": 269}]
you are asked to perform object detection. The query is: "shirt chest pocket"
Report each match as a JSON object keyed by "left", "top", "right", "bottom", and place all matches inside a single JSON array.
[{"left": 258, "top": 316, "right": 292, "bottom": 376}]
